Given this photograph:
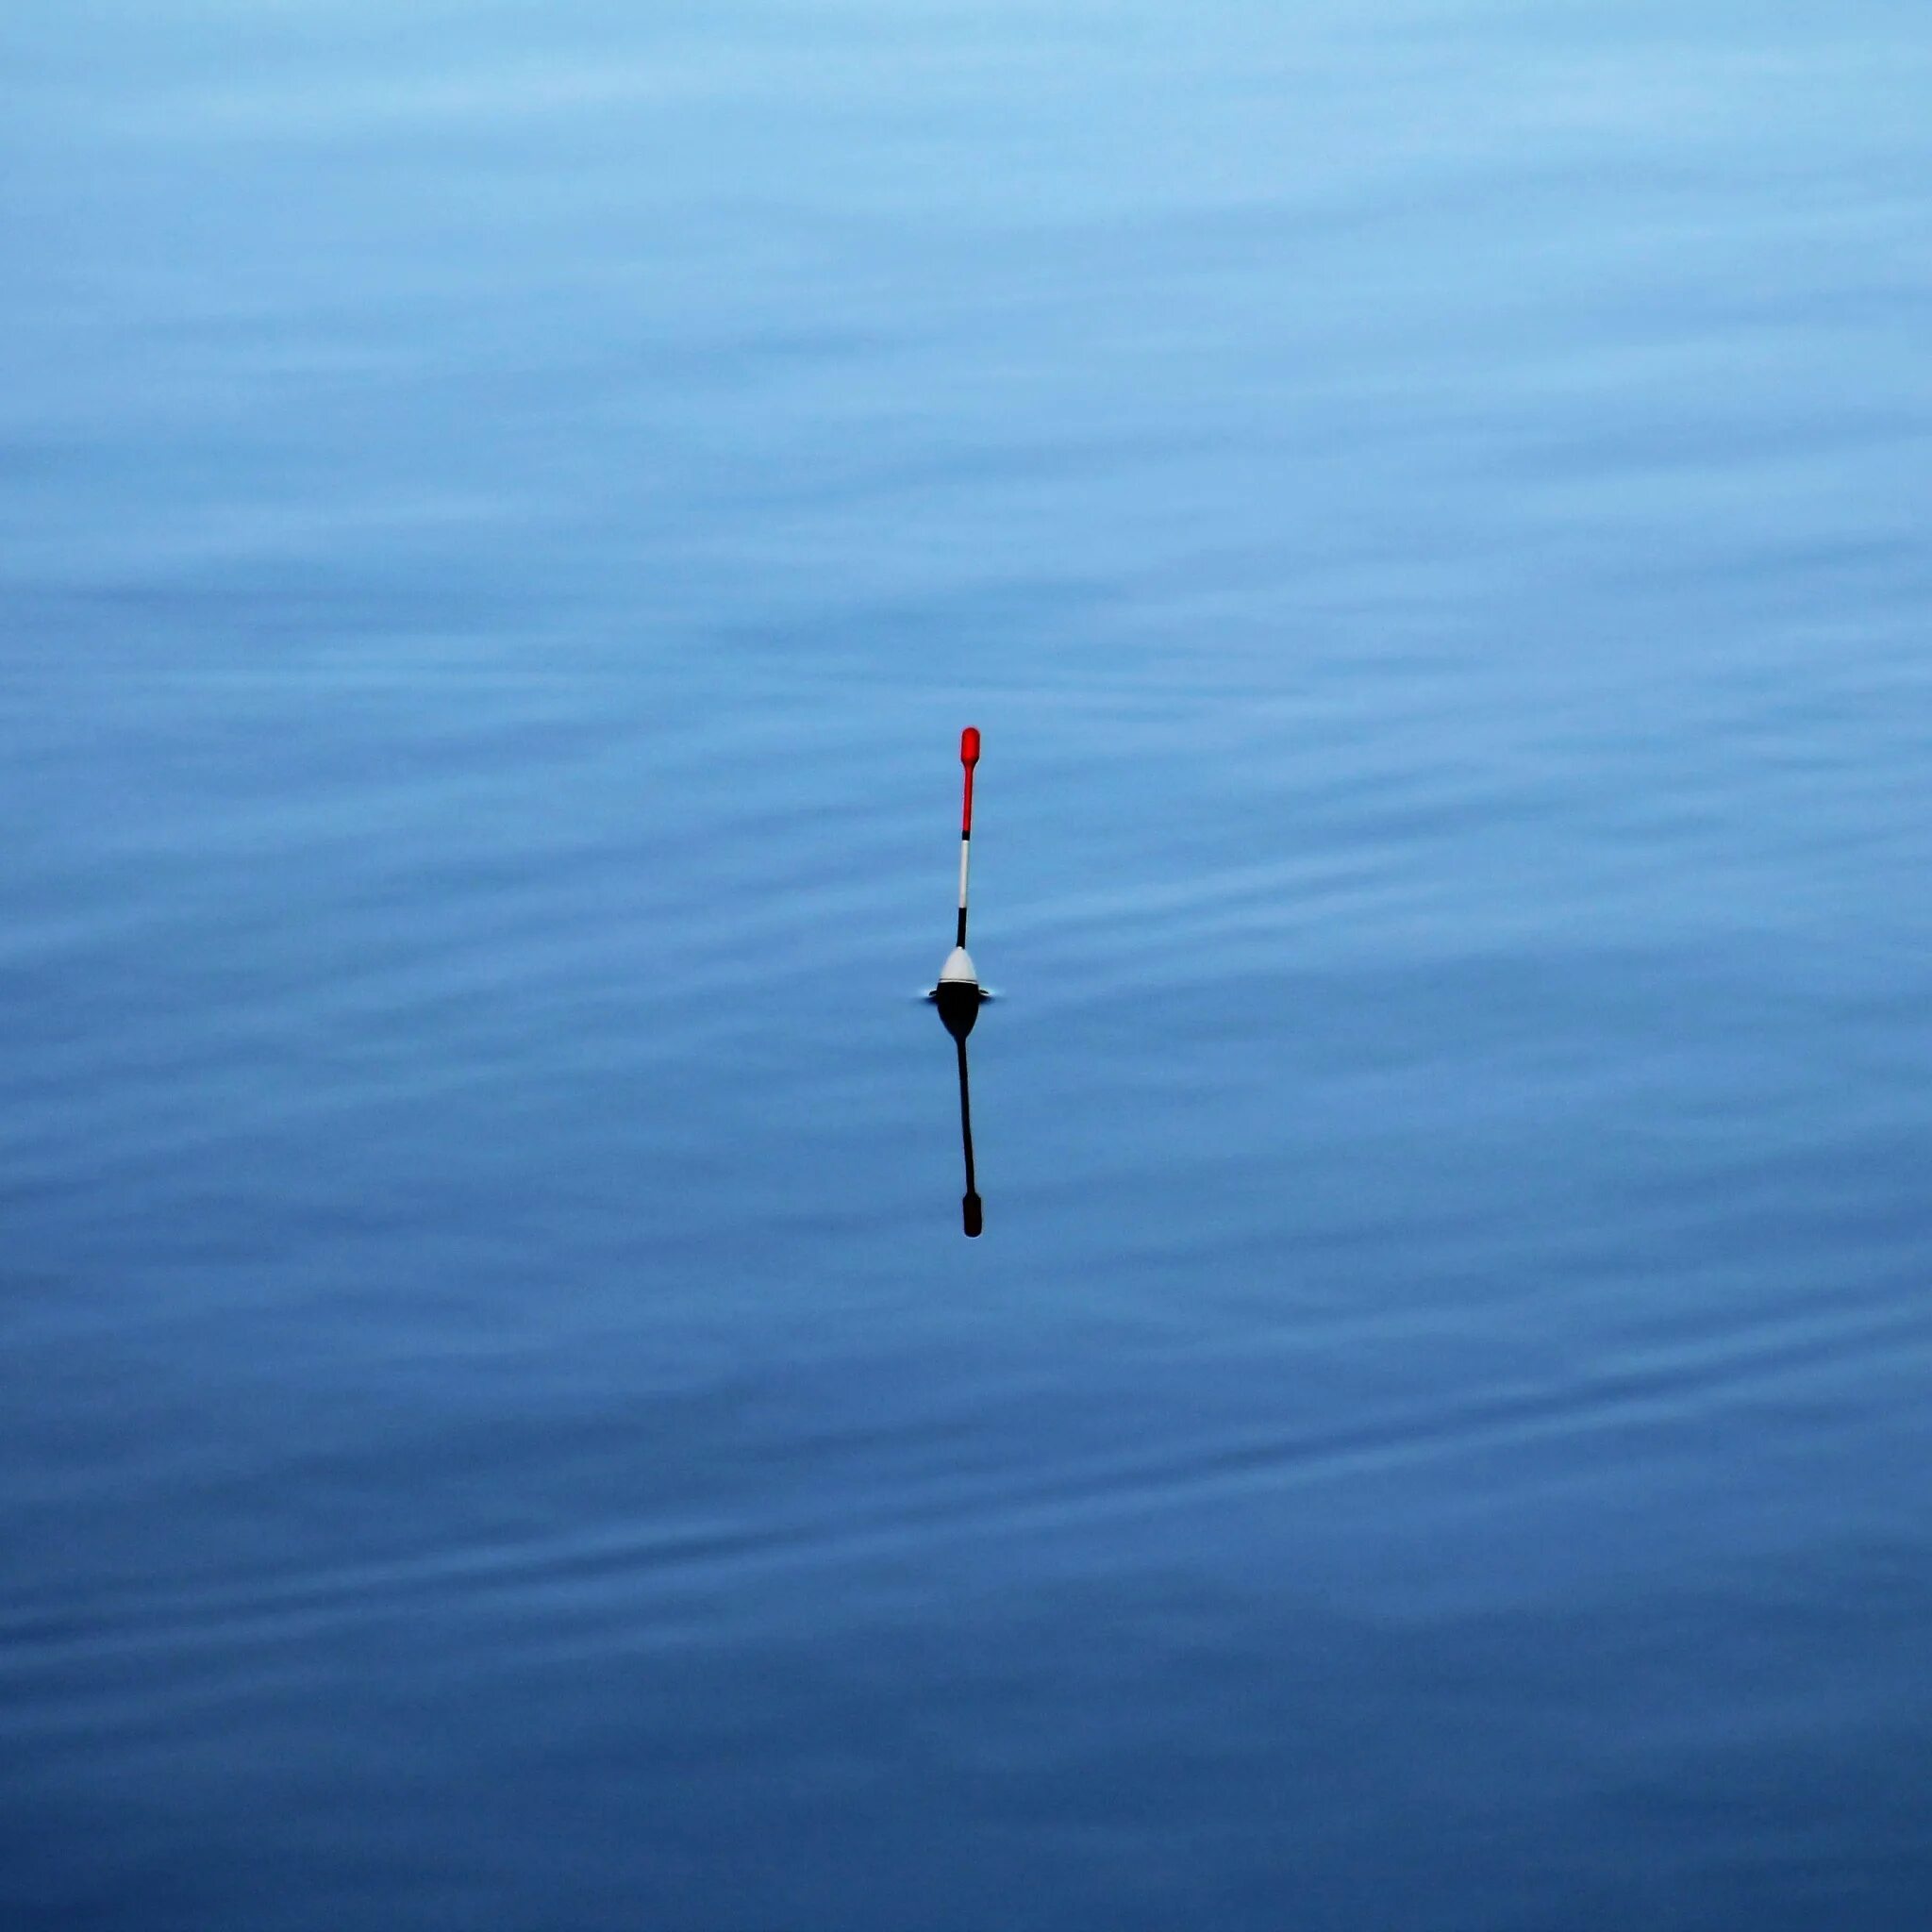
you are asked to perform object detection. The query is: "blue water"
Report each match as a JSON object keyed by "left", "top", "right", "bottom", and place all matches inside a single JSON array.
[{"left": 6, "top": 3, "right": 1931, "bottom": 1925}]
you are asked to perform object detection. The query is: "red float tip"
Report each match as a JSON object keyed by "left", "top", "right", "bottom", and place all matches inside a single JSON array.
[{"left": 961, "top": 726, "right": 980, "bottom": 766}]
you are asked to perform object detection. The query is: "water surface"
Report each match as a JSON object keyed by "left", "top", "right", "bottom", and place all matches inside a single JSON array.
[{"left": 5, "top": 2, "right": 1931, "bottom": 1925}]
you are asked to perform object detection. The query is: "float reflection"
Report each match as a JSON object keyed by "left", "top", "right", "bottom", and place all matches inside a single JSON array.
[{"left": 932, "top": 983, "right": 986, "bottom": 1238}]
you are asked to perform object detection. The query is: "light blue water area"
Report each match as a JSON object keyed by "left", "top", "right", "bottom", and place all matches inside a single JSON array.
[{"left": 5, "top": 3, "right": 1931, "bottom": 1926}]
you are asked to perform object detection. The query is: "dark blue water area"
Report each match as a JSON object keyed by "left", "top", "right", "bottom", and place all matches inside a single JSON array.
[{"left": 5, "top": 3, "right": 1932, "bottom": 1926}]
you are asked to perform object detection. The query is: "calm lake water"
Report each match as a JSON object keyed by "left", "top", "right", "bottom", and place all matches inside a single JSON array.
[{"left": 5, "top": 3, "right": 1931, "bottom": 1925}]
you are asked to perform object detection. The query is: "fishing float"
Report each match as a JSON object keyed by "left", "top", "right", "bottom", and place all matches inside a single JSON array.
[
  {"left": 930, "top": 726, "right": 987, "bottom": 1041},
  {"left": 927, "top": 725, "right": 987, "bottom": 1235}
]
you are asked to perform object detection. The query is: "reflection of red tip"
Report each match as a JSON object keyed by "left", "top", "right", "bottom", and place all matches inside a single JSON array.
[{"left": 961, "top": 727, "right": 980, "bottom": 766}]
